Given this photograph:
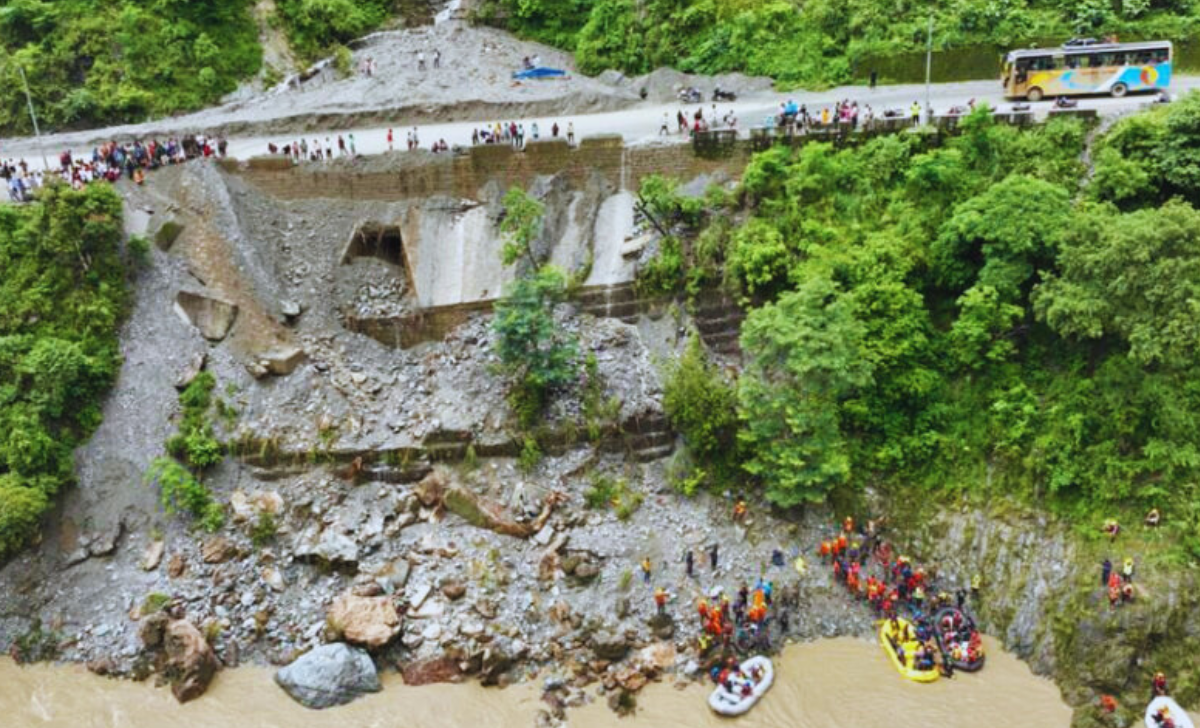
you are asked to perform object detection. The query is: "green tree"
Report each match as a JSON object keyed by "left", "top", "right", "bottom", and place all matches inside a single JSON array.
[
  {"left": 499, "top": 186, "right": 546, "bottom": 268},
  {"left": 492, "top": 187, "right": 578, "bottom": 428},
  {"left": 0, "top": 183, "right": 128, "bottom": 559},
  {"left": 737, "top": 277, "right": 873, "bottom": 507},
  {"left": 1034, "top": 200, "right": 1200, "bottom": 370},
  {"left": 662, "top": 335, "right": 739, "bottom": 487}
]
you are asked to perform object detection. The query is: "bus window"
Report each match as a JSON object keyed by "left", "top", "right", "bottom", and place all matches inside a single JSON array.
[
  {"left": 1108, "top": 52, "right": 1125, "bottom": 66},
  {"left": 1153, "top": 48, "right": 1170, "bottom": 63},
  {"left": 1087, "top": 55, "right": 1103, "bottom": 68}
]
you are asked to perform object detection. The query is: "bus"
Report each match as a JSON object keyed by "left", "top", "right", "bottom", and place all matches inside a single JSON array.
[{"left": 1002, "top": 40, "right": 1172, "bottom": 101}]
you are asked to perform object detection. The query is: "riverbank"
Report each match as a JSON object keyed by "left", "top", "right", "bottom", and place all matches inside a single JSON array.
[{"left": 0, "top": 636, "right": 1084, "bottom": 728}]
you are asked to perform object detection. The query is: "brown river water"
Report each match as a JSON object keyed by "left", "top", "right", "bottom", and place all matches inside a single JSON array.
[{"left": 0, "top": 636, "right": 1103, "bottom": 728}]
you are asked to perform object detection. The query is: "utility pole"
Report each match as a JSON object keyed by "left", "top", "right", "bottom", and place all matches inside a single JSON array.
[
  {"left": 17, "top": 65, "right": 49, "bottom": 171},
  {"left": 924, "top": 12, "right": 934, "bottom": 125}
]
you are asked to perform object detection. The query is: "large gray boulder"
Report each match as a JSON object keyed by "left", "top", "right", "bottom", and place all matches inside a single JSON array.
[{"left": 274, "top": 643, "right": 381, "bottom": 709}]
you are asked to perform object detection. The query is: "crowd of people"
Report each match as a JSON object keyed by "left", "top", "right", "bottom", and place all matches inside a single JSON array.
[
  {"left": 3, "top": 134, "right": 226, "bottom": 202},
  {"left": 470, "top": 119, "right": 575, "bottom": 148},
  {"left": 818, "top": 515, "right": 984, "bottom": 676}
]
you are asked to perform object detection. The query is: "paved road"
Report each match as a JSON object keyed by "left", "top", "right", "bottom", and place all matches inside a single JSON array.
[{"left": 5, "top": 77, "right": 1200, "bottom": 168}]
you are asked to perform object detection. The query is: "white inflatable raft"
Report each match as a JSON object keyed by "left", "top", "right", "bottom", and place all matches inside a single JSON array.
[
  {"left": 1146, "top": 696, "right": 1196, "bottom": 728},
  {"left": 708, "top": 655, "right": 774, "bottom": 717}
]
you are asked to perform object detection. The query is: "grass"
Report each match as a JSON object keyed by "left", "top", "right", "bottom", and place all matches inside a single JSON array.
[{"left": 141, "top": 592, "right": 172, "bottom": 616}]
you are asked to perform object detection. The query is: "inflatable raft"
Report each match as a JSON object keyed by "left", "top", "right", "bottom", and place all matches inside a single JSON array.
[
  {"left": 708, "top": 655, "right": 774, "bottom": 716},
  {"left": 1145, "top": 696, "right": 1195, "bottom": 728},
  {"left": 932, "top": 607, "right": 986, "bottom": 672},
  {"left": 879, "top": 618, "right": 940, "bottom": 683}
]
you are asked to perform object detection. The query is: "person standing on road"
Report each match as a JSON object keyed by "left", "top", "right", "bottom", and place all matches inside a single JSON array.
[
  {"left": 348, "top": 132, "right": 356, "bottom": 157},
  {"left": 660, "top": 112, "right": 669, "bottom": 135},
  {"left": 531, "top": 121, "right": 539, "bottom": 140},
  {"left": 418, "top": 51, "right": 426, "bottom": 71},
  {"left": 551, "top": 122, "right": 559, "bottom": 138},
  {"left": 567, "top": 121, "right": 574, "bottom": 145},
  {"left": 412, "top": 127, "right": 420, "bottom": 148},
  {"left": 337, "top": 135, "right": 346, "bottom": 156},
  {"left": 387, "top": 128, "right": 394, "bottom": 152}
]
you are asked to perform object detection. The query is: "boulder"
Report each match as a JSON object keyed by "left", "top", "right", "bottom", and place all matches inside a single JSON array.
[
  {"left": 140, "top": 540, "right": 166, "bottom": 571},
  {"left": 174, "top": 352, "right": 207, "bottom": 391},
  {"left": 441, "top": 582, "right": 467, "bottom": 601},
  {"left": 167, "top": 552, "right": 186, "bottom": 578},
  {"left": 415, "top": 469, "right": 449, "bottom": 507},
  {"left": 274, "top": 643, "right": 381, "bottom": 709},
  {"left": 327, "top": 592, "right": 402, "bottom": 649},
  {"left": 175, "top": 291, "right": 238, "bottom": 342},
  {"left": 295, "top": 527, "right": 358, "bottom": 565},
  {"left": 260, "top": 345, "right": 306, "bottom": 376},
  {"left": 200, "top": 536, "right": 237, "bottom": 564},
  {"left": 263, "top": 567, "right": 286, "bottom": 592},
  {"left": 591, "top": 631, "right": 629, "bottom": 661},
  {"left": 164, "top": 619, "right": 219, "bottom": 703},
  {"left": 401, "top": 655, "right": 462, "bottom": 686},
  {"left": 139, "top": 612, "right": 169, "bottom": 649}
]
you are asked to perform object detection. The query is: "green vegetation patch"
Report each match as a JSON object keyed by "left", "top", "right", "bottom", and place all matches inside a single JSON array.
[
  {"left": 0, "top": 184, "right": 129, "bottom": 560},
  {"left": 649, "top": 98, "right": 1200, "bottom": 561},
  {"left": 0, "top": 1, "right": 262, "bottom": 133}
]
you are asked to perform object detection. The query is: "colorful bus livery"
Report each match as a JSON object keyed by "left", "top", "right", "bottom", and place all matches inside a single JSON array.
[{"left": 1003, "top": 41, "right": 1172, "bottom": 101}]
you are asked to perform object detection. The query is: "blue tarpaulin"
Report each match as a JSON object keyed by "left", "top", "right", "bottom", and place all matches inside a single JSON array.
[{"left": 512, "top": 67, "right": 567, "bottom": 80}]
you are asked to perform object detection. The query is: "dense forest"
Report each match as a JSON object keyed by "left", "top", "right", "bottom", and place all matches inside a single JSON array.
[
  {"left": 0, "top": 0, "right": 398, "bottom": 134},
  {"left": 0, "top": 185, "right": 132, "bottom": 559},
  {"left": 643, "top": 96, "right": 1200, "bottom": 559},
  {"left": 479, "top": 0, "right": 1200, "bottom": 85}
]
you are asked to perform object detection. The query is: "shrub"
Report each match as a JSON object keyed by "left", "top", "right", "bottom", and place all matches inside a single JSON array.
[{"left": 145, "top": 457, "right": 225, "bottom": 532}]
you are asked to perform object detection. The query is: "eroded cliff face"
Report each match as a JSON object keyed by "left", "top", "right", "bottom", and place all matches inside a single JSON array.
[{"left": 883, "top": 497, "right": 1200, "bottom": 726}]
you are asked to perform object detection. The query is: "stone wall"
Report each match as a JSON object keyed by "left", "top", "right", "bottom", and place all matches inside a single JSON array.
[{"left": 225, "top": 135, "right": 752, "bottom": 202}]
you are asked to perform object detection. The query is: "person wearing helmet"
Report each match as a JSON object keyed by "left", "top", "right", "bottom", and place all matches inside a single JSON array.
[{"left": 1153, "top": 671, "right": 1169, "bottom": 697}]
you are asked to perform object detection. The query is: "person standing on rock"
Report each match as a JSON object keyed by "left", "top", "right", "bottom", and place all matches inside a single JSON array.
[
  {"left": 660, "top": 112, "right": 669, "bottom": 135},
  {"left": 433, "top": 49, "right": 441, "bottom": 69},
  {"left": 684, "top": 548, "right": 694, "bottom": 578},
  {"left": 641, "top": 556, "right": 652, "bottom": 584},
  {"left": 654, "top": 587, "right": 669, "bottom": 616},
  {"left": 709, "top": 543, "right": 719, "bottom": 570},
  {"left": 418, "top": 51, "right": 426, "bottom": 71}
]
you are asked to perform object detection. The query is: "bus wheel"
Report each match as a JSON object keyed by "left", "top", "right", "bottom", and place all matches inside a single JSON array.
[
  {"left": 1111, "top": 83, "right": 1128, "bottom": 98},
  {"left": 1027, "top": 87, "right": 1044, "bottom": 102}
]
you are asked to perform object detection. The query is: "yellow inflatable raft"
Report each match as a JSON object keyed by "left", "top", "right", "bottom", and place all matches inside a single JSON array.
[{"left": 879, "top": 618, "right": 940, "bottom": 683}]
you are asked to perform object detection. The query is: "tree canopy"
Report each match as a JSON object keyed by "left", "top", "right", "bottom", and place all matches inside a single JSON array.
[{"left": 0, "top": 183, "right": 129, "bottom": 558}]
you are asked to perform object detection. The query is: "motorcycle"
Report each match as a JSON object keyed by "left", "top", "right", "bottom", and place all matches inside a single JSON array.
[
  {"left": 1053, "top": 96, "right": 1078, "bottom": 109},
  {"left": 713, "top": 87, "right": 737, "bottom": 102},
  {"left": 678, "top": 86, "right": 702, "bottom": 104}
]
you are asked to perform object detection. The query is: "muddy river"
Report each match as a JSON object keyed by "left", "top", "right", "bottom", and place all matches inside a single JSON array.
[{"left": 0, "top": 636, "right": 1116, "bottom": 728}]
